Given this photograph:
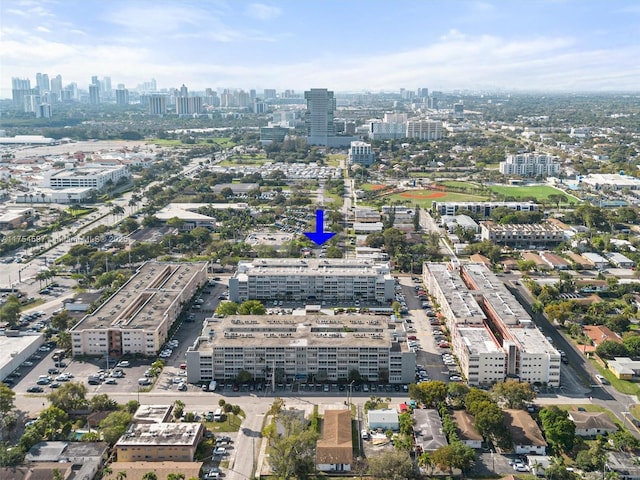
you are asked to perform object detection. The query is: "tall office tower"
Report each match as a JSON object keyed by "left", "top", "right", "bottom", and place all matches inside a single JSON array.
[
  {"left": 236, "top": 90, "right": 251, "bottom": 108},
  {"left": 148, "top": 94, "right": 167, "bottom": 115},
  {"left": 417, "top": 87, "right": 428, "bottom": 99},
  {"left": 115, "top": 87, "right": 129, "bottom": 106},
  {"left": 304, "top": 88, "right": 335, "bottom": 145},
  {"left": 263, "top": 89, "right": 276, "bottom": 100},
  {"left": 150, "top": 78, "right": 157, "bottom": 91},
  {"left": 12, "top": 77, "right": 31, "bottom": 107},
  {"left": 102, "top": 76, "right": 112, "bottom": 94},
  {"left": 36, "top": 73, "right": 50, "bottom": 93},
  {"left": 179, "top": 84, "right": 189, "bottom": 97},
  {"left": 453, "top": 102, "right": 464, "bottom": 119},
  {"left": 249, "top": 89, "right": 256, "bottom": 100},
  {"left": 37, "top": 103, "right": 52, "bottom": 118},
  {"left": 50, "top": 75, "right": 63, "bottom": 101},
  {"left": 89, "top": 84, "right": 101, "bottom": 104}
]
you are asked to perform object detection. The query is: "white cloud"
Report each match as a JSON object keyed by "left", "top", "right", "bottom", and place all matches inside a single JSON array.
[
  {"left": 36, "top": 26, "right": 51, "bottom": 33},
  {"left": 245, "top": 3, "right": 282, "bottom": 21}
]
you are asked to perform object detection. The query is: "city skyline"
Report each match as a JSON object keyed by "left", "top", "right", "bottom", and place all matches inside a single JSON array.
[{"left": 2, "top": 0, "right": 640, "bottom": 99}]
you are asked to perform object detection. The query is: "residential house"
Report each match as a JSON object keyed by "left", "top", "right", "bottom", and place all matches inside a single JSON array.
[
  {"left": 566, "top": 252, "right": 593, "bottom": 269},
  {"left": 521, "top": 252, "right": 550, "bottom": 271},
  {"left": 368, "top": 408, "right": 399, "bottom": 432},
  {"left": 414, "top": 409, "right": 448, "bottom": 453},
  {"left": 606, "top": 451, "right": 640, "bottom": 480},
  {"left": 504, "top": 409, "right": 547, "bottom": 455},
  {"left": 607, "top": 357, "right": 640, "bottom": 380},
  {"left": 539, "top": 252, "right": 571, "bottom": 270},
  {"left": 316, "top": 409, "right": 353, "bottom": 472},
  {"left": 568, "top": 411, "right": 618, "bottom": 438},
  {"left": 605, "top": 252, "right": 635, "bottom": 269},
  {"left": 452, "top": 410, "right": 483, "bottom": 449},
  {"left": 581, "top": 252, "right": 609, "bottom": 270}
]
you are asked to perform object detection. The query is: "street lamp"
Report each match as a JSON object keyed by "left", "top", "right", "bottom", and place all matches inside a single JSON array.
[{"left": 347, "top": 380, "right": 355, "bottom": 407}]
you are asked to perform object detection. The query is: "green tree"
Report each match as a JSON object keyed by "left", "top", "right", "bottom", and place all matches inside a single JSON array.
[
  {"left": 173, "top": 400, "right": 185, "bottom": 420},
  {"left": 539, "top": 406, "right": 576, "bottom": 453},
  {"left": 0, "top": 295, "right": 21, "bottom": 328},
  {"left": 237, "top": 300, "right": 266, "bottom": 315},
  {"left": 408, "top": 380, "right": 447, "bottom": 408},
  {"left": 52, "top": 468, "right": 64, "bottom": 480},
  {"left": 48, "top": 382, "right": 89, "bottom": 412},
  {"left": 610, "top": 429, "right": 640, "bottom": 452},
  {"left": 215, "top": 301, "right": 238, "bottom": 316},
  {"left": 491, "top": 380, "right": 536, "bottom": 409},
  {"left": 267, "top": 411, "right": 318, "bottom": 479},
  {"left": 50, "top": 310, "right": 71, "bottom": 331},
  {"left": 447, "top": 382, "right": 470, "bottom": 409},
  {"left": 0, "top": 383, "right": 16, "bottom": 414},
  {"left": 116, "top": 471, "right": 127, "bottom": 480},
  {"left": 595, "top": 340, "right": 629, "bottom": 359},
  {"left": 367, "top": 449, "right": 415, "bottom": 480},
  {"left": 90, "top": 393, "right": 118, "bottom": 412},
  {"left": 166, "top": 474, "right": 185, "bottom": 480},
  {"left": 432, "top": 441, "right": 476, "bottom": 474},
  {"left": 623, "top": 335, "right": 640, "bottom": 356},
  {"left": 100, "top": 410, "right": 133, "bottom": 445},
  {"left": 39, "top": 406, "right": 71, "bottom": 440}
]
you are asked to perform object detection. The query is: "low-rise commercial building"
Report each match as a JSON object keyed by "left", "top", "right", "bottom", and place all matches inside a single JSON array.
[
  {"left": 155, "top": 203, "right": 217, "bottom": 231},
  {"left": 368, "top": 408, "right": 399, "bottom": 431},
  {"left": 44, "top": 164, "right": 129, "bottom": 189},
  {"left": 185, "top": 315, "right": 416, "bottom": 384},
  {"left": 71, "top": 261, "right": 207, "bottom": 358},
  {"left": 115, "top": 422, "right": 204, "bottom": 462},
  {"left": 229, "top": 258, "right": 395, "bottom": 304}
]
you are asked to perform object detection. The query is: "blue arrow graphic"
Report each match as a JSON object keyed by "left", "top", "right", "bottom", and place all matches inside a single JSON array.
[{"left": 304, "top": 209, "right": 336, "bottom": 246}]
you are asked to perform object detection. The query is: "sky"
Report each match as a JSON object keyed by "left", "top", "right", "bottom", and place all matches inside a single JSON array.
[{"left": 1, "top": 0, "right": 640, "bottom": 98}]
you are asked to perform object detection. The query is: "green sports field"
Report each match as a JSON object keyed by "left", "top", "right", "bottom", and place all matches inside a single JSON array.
[
  {"left": 384, "top": 190, "right": 488, "bottom": 209},
  {"left": 488, "top": 185, "right": 580, "bottom": 203}
]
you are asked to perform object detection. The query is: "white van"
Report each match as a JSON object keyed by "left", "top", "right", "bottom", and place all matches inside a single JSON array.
[
  {"left": 213, "top": 408, "right": 223, "bottom": 422},
  {"left": 361, "top": 429, "right": 370, "bottom": 440},
  {"left": 138, "top": 377, "right": 151, "bottom": 386}
]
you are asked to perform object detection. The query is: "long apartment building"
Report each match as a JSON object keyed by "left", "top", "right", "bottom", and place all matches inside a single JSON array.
[
  {"left": 185, "top": 315, "right": 416, "bottom": 384},
  {"left": 480, "top": 221, "right": 565, "bottom": 248},
  {"left": 499, "top": 152, "right": 560, "bottom": 177},
  {"left": 424, "top": 262, "right": 560, "bottom": 386},
  {"left": 431, "top": 201, "right": 540, "bottom": 218},
  {"left": 229, "top": 258, "right": 395, "bottom": 304},
  {"left": 70, "top": 261, "right": 208, "bottom": 358}
]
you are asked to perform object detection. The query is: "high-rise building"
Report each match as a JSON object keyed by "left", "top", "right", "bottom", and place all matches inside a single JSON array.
[
  {"left": 148, "top": 94, "right": 167, "bottom": 116},
  {"left": 50, "top": 75, "right": 63, "bottom": 101},
  {"left": 304, "top": 88, "right": 335, "bottom": 145},
  {"left": 102, "top": 76, "right": 112, "bottom": 94},
  {"left": 115, "top": 87, "right": 129, "bottom": 106},
  {"left": 24, "top": 94, "right": 41, "bottom": 113},
  {"left": 263, "top": 89, "right": 277, "bottom": 100},
  {"left": 405, "top": 119, "right": 443, "bottom": 140},
  {"left": 12, "top": 77, "right": 31, "bottom": 107},
  {"left": 179, "top": 84, "right": 188, "bottom": 97},
  {"left": 37, "top": 103, "right": 52, "bottom": 118},
  {"left": 89, "top": 84, "right": 100, "bottom": 105},
  {"left": 36, "top": 73, "right": 50, "bottom": 93},
  {"left": 453, "top": 102, "right": 464, "bottom": 119},
  {"left": 348, "top": 141, "right": 375, "bottom": 167}
]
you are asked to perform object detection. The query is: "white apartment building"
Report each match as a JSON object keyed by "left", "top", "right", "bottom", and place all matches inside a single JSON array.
[
  {"left": 480, "top": 222, "right": 565, "bottom": 247},
  {"left": 70, "top": 262, "right": 208, "bottom": 358},
  {"left": 369, "top": 120, "right": 406, "bottom": 140},
  {"left": 405, "top": 120, "right": 443, "bottom": 141},
  {"left": 44, "top": 164, "right": 130, "bottom": 190},
  {"left": 423, "top": 262, "right": 560, "bottom": 386},
  {"left": 185, "top": 315, "right": 416, "bottom": 384},
  {"left": 229, "top": 258, "right": 396, "bottom": 304},
  {"left": 348, "top": 141, "right": 375, "bottom": 167},
  {"left": 499, "top": 153, "right": 560, "bottom": 177},
  {"left": 432, "top": 201, "right": 540, "bottom": 218}
]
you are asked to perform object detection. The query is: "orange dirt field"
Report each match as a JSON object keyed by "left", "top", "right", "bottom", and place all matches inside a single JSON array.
[{"left": 399, "top": 191, "right": 447, "bottom": 199}]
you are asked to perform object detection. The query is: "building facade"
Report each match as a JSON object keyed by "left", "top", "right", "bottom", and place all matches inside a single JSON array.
[
  {"left": 406, "top": 120, "right": 443, "bottom": 140},
  {"left": 499, "top": 153, "right": 560, "bottom": 177},
  {"left": 304, "top": 88, "right": 335, "bottom": 145},
  {"left": 45, "top": 165, "right": 130, "bottom": 190},
  {"left": 115, "top": 423, "right": 204, "bottom": 462},
  {"left": 480, "top": 221, "right": 565, "bottom": 247},
  {"left": 71, "top": 262, "right": 208, "bottom": 358},
  {"left": 432, "top": 201, "right": 540, "bottom": 218},
  {"left": 348, "top": 141, "right": 375, "bottom": 167},
  {"left": 185, "top": 315, "right": 416, "bottom": 384},
  {"left": 229, "top": 258, "right": 395, "bottom": 304}
]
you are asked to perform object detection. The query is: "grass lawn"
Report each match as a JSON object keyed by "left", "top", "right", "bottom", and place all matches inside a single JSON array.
[
  {"left": 360, "top": 183, "right": 390, "bottom": 191},
  {"left": 20, "top": 298, "right": 45, "bottom": 311},
  {"left": 385, "top": 189, "right": 488, "bottom": 209},
  {"left": 590, "top": 359, "right": 640, "bottom": 397},
  {"left": 488, "top": 185, "right": 580, "bottom": 204},
  {"left": 326, "top": 154, "right": 345, "bottom": 167},
  {"left": 203, "top": 413, "right": 244, "bottom": 433},
  {"left": 322, "top": 190, "right": 343, "bottom": 207},
  {"left": 150, "top": 137, "right": 236, "bottom": 148}
]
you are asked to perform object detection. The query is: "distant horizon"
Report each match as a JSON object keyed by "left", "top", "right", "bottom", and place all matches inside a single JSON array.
[{"left": 2, "top": 0, "right": 640, "bottom": 99}]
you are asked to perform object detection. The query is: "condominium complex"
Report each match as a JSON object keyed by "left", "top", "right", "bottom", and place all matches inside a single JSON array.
[
  {"left": 480, "top": 221, "right": 565, "bottom": 247},
  {"left": 44, "top": 164, "right": 130, "bottom": 190},
  {"left": 405, "top": 119, "right": 443, "bottom": 140},
  {"left": 229, "top": 258, "right": 395, "bottom": 304},
  {"left": 185, "top": 315, "right": 416, "bottom": 384},
  {"left": 499, "top": 153, "right": 560, "bottom": 177},
  {"left": 304, "top": 88, "right": 356, "bottom": 147},
  {"left": 423, "top": 262, "right": 560, "bottom": 386},
  {"left": 70, "top": 261, "right": 208, "bottom": 358},
  {"left": 432, "top": 201, "right": 540, "bottom": 218}
]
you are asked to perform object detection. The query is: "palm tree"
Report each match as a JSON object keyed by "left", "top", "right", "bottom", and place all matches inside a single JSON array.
[
  {"left": 116, "top": 472, "right": 127, "bottom": 480},
  {"left": 141, "top": 473, "right": 158, "bottom": 480},
  {"left": 166, "top": 474, "right": 185, "bottom": 480},
  {"left": 102, "top": 466, "right": 113, "bottom": 478}
]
